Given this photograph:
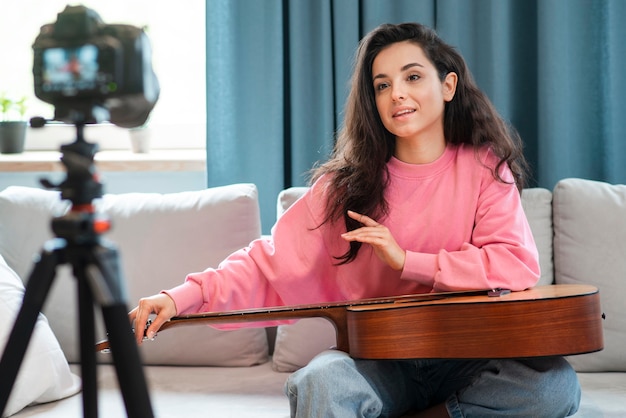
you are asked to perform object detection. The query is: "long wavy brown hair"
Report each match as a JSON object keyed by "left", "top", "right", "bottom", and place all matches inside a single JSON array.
[{"left": 311, "top": 22, "right": 529, "bottom": 264}]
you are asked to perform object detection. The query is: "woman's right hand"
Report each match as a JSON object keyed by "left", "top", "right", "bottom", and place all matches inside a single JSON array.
[{"left": 128, "top": 293, "right": 177, "bottom": 345}]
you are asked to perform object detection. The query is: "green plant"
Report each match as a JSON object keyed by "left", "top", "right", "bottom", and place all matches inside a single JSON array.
[{"left": 0, "top": 92, "right": 27, "bottom": 121}]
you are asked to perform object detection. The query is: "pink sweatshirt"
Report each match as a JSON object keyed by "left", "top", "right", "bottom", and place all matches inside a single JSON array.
[{"left": 166, "top": 144, "right": 540, "bottom": 320}]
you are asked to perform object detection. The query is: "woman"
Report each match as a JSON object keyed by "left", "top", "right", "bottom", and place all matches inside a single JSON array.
[{"left": 130, "top": 23, "right": 580, "bottom": 417}]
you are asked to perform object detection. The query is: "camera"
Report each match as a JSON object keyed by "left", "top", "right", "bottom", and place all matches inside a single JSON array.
[{"left": 32, "top": 5, "right": 159, "bottom": 128}]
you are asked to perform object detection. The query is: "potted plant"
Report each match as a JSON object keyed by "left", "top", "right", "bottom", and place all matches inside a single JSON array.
[{"left": 0, "top": 92, "right": 28, "bottom": 154}]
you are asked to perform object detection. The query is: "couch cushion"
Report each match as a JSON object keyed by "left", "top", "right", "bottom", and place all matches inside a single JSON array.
[
  {"left": 276, "top": 187, "right": 309, "bottom": 221},
  {"left": 272, "top": 317, "right": 337, "bottom": 372},
  {"left": 12, "top": 363, "right": 292, "bottom": 418},
  {"left": 0, "top": 254, "right": 80, "bottom": 416},
  {"left": 552, "top": 178, "right": 626, "bottom": 372},
  {"left": 0, "top": 184, "right": 269, "bottom": 367},
  {"left": 521, "top": 187, "right": 554, "bottom": 286}
]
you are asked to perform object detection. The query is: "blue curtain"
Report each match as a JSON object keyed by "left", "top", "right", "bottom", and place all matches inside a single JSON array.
[{"left": 206, "top": 0, "right": 626, "bottom": 233}]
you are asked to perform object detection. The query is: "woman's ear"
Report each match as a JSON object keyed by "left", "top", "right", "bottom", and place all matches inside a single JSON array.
[{"left": 443, "top": 72, "right": 458, "bottom": 102}]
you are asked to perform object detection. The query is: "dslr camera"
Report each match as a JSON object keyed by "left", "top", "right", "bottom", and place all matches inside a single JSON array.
[{"left": 32, "top": 5, "right": 159, "bottom": 128}]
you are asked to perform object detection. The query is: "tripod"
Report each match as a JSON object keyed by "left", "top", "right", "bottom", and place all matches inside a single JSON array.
[{"left": 0, "top": 123, "right": 154, "bottom": 418}]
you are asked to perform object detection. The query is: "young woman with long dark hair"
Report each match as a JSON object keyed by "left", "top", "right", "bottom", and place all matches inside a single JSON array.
[{"left": 130, "top": 22, "right": 580, "bottom": 417}]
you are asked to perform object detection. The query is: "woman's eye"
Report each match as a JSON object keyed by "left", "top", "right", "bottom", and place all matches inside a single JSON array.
[
  {"left": 375, "top": 82, "right": 389, "bottom": 91},
  {"left": 408, "top": 74, "right": 420, "bottom": 82}
]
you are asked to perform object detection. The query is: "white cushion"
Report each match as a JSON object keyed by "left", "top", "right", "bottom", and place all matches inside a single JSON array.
[
  {"left": 521, "top": 187, "right": 554, "bottom": 286},
  {"left": 276, "top": 187, "right": 309, "bottom": 220},
  {"left": 271, "top": 318, "right": 336, "bottom": 372},
  {"left": 0, "top": 184, "right": 269, "bottom": 367},
  {"left": 552, "top": 178, "right": 626, "bottom": 372},
  {"left": 0, "top": 254, "right": 80, "bottom": 417}
]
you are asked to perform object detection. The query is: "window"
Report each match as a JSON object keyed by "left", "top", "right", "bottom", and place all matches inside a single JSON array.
[{"left": 0, "top": 1, "right": 206, "bottom": 150}]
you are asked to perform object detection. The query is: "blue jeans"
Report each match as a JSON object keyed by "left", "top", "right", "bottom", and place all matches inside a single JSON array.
[{"left": 285, "top": 350, "right": 580, "bottom": 418}]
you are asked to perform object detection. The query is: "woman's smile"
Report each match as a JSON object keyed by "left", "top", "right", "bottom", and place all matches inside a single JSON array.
[{"left": 392, "top": 106, "right": 416, "bottom": 119}]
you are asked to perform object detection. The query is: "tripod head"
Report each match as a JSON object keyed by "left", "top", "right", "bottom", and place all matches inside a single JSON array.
[{"left": 40, "top": 122, "right": 109, "bottom": 245}]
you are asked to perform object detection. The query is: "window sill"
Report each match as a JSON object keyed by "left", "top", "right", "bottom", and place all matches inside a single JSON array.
[{"left": 0, "top": 149, "right": 206, "bottom": 172}]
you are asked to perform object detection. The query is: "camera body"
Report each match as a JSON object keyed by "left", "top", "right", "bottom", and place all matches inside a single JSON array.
[{"left": 32, "top": 5, "right": 159, "bottom": 127}]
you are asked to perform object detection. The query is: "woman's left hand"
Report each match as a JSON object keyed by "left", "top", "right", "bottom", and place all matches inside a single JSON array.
[{"left": 341, "top": 210, "right": 406, "bottom": 271}]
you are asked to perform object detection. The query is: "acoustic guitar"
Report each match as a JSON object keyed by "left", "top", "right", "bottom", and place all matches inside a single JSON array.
[{"left": 96, "top": 284, "right": 604, "bottom": 359}]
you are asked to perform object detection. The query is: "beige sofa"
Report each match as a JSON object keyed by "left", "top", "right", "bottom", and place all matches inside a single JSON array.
[{"left": 0, "top": 178, "right": 624, "bottom": 417}]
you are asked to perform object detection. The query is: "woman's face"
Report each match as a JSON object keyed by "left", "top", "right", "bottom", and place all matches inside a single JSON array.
[{"left": 372, "top": 41, "right": 456, "bottom": 147}]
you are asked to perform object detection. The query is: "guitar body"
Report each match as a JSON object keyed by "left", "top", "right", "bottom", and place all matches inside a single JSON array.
[
  {"left": 97, "top": 284, "right": 604, "bottom": 360},
  {"left": 345, "top": 284, "right": 603, "bottom": 359}
]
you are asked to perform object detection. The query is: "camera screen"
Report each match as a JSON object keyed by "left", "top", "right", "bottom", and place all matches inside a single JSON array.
[{"left": 41, "top": 45, "right": 102, "bottom": 96}]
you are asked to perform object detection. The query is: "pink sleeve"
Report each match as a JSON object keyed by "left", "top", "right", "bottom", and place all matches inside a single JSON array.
[
  {"left": 164, "top": 181, "right": 339, "bottom": 317},
  {"left": 402, "top": 165, "right": 540, "bottom": 292}
]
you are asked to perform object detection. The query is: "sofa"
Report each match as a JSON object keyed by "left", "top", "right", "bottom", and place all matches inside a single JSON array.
[{"left": 0, "top": 178, "right": 624, "bottom": 417}]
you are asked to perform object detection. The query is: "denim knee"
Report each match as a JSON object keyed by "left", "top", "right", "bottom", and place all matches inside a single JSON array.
[
  {"left": 447, "top": 357, "right": 581, "bottom": 418},
  {"left": 530, "top": 357, "right": 581, "bottom": 417},
  {"left": 285, "top": 350, "right": 383, "bottom": 418}
]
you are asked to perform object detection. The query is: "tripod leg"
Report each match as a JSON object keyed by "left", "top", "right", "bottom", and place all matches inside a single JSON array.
[
  {"left": 86, "top": 243, "right": 154, "bottom": 418},
  {"left": 0, "top": 244, "right": 61, "bottom": 415},
  {"left": 101, "top": 304, "right": 154, "bottom": 418},
  {"left": 76, "top": 269, "right": 98, "bottom": 418}
]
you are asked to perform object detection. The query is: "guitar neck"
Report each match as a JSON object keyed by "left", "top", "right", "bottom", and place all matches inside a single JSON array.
[
  {"left": 163, "top": 290, "right": 483, "bottom": 328},
  {"left": 160, "top": 292, "right": 457, "bottom": 351}
]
